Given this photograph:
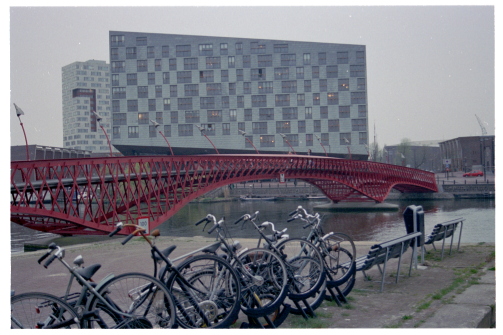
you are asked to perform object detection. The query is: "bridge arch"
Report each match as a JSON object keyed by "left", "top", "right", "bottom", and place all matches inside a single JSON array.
[{"left": 10, "top": 154, "right": 437, "bottom": 235}]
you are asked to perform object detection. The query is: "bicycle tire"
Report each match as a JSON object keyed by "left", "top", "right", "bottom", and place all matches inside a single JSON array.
[
  {"left": 233, "top": 248, "right": 289, "bottom": 318},
  {"left": 321, "top": 233, "right": 356, "bottom": 285},
  {"left": 275, "top": 237, "right": 326, "bottom": 300},
  {"left": 11, "top": 292, "right": 80, "bottom": 329},
  {"left": 87, "top": 272, "right": 176, "bottom": 329},
  {"left": 166, "top": 254, "right": 241, "bottom": 328}
]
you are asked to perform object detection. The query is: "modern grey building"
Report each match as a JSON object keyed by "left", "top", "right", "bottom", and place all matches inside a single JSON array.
[
  {"left": 62, "top": 60, "right": 117, "bottom": 155},
  {"left": 109, "top": 31, "right": 369, "bottom": 159}
]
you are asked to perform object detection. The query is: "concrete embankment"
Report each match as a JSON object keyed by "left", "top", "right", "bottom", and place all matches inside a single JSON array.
[{"left": 11, "top": 235, "right": 495, "bottom": 328}]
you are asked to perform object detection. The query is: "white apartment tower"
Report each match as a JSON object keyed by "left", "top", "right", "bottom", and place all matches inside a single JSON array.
[{"left": 62, "top": 60, "right": 115, "bottom": 155}]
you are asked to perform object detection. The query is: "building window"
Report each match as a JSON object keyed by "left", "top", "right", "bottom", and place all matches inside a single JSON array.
[
  {"left": 184, "top": 58, "right": 198, "bottom": 70},
  {"left": 304, "top": 80, "right": 311, "bottom": 92},
  {"left": 328, "top": 119, "right": 339, "bottom": 132},
  {"left": 237, "top": 96, "right": 244, "bottom": 108},
  {"left": 252, "top": 95, "right": 267, "bottom": 107},
  {"left": 318, "top": 52, "right": 326, "bottom": 65},
  {"left": 148, "top": 72, "right": 156, "bottom": 85},
  {"left": 313, "top": 93, "right": 320, "bottom": 105},
  {"left": 357, "top": 78, "right": 366, "bottom": 90},
  {"left": 339, "top": 78, "right": 350, "bottom": 91},
  {"left": 229, "top": 109, "right": 237, "bottom": 121},
  {"left": 199, "top": 44, "right": 213, "bottom": 56},
  {"left": 156, "top": 111, "right": 163, "bottom": 124},
  {"left": 155, "top": 85, "right": 162, "bottom": 98},
  {"left": 358, "top": 105, "right": 367, "bottom": 118},
  {"left": 236, "top": 69, "right": 244, "bottom": 81},
  {"left": 359, "top": 132, "right": 367, "bottom": 145},
  {"left": 229, "top": 83, "right": 236, "bottom": 95},
  {"left": 274, "top": 67, "right": 289, "bottom": 80},
  {"left": 128, "top": 126, "right": 139, "bottom": 138},
  {"left": 110, "top": 48, "right": 119, "bottom": 60},
  {"left": 178, "top": 124, "right": 193, "bottom": 136},
  {"left": 251, "top": 42, "right": 266, "bottom": 54},
  {"left": 327, "top": 65, "right": 338, "bottom": 78},
  {"left": 356, "top": 51, "right": 365, "bottom": 64},
  {"left": 176, "top": 45, "right": 191, "bottom": 57},
  {"left": 298, "top": 120, "right": 306, "bottom": 133},
  {"left": 200, "top": 97, "right": 215, "bottom": 109},
  {"left": 111, "top": 61, "right": 125, "bottom": 73},
  {"left": 137, "top": 60, "right": 148, "bottom": 72},
  {"left": 340, "top": 133, "right": 351, "bottom": 145},
  {"left": 305, "top": 107, "right": 312, "bottom": 119},
  {"left": 138, "top": 112, "right": 149, "bottom": 124},
  {"left": 251, "top": 68, "right": 266, "bottom": 81},
  {"left": 185, "top": 110, "right": 200, "bottom": 123},
  {"left": 221, "top": 96, "right": 229, "bottom": 108},
  {"left": 276, "top": 121, "right": 291, "bottom": 133},
  {"left": 113, "top": 113, "right": 127, "bottom": 125},
  {"left": 260, "top": 135, "right": 275, "bottom": 147},
  {"left": 206, "top": 57, "right": 221, "bottom": 69},
  {"left": 351, "top": 92, "right": 366, "bottom": 104},
  {"left": 242, "top": 55, "right": 250, "bottom": 68},
  {"left": 136, "top": 36, "right": 147, "bottom": 46},
  {"left": 306, "top": 133, "right": 313, "bottom": 146},
  {"left": 244, "top": 108, "right": 252, "bottom": 121},
  {"left": 352, "top": 119, "right": 367, "bottom": 131},
  {"left": 148, "top": 99, "right": 157, "bottom": 111},
  {"left": 112, "top": 100, "right": 120, "bottom": 112},
  {"left": 154, "top": 59, "right": 162, "bottom": 71},
  {"left": 111, "top": 74, "right": 119, "bottom": 86},
  {"left": 235, "top": 42, "right": 243, "bottom": 55},
  {"left": 164, "top": 125, "right": 171, "bottom": 136},
  {"left": 228, "top": 56, "right": 235, "bottom": 68},
  {"left": 170, "top": 111, "right": 178, "bottom": 123},
  {"left": 274, "top": 44, "right": 288, "bottom": 53},
  {"left": 296, "top": 67, "right": 304, "bottom": 79},
  {"left": 259, "top": 108, "right": 274, "bottom": 120},
  {"left": 337, "top": 51, "right": 349, "bottom": 64},
  {"left": 258, "top": 81, "right": 273, "bottom": 94},
  {"left": 339, "top": 105, "right": 350, "bottom": 118},
  {"left": 222, "top": 123, "right": 230, "bottom": 135},
  {"left": 110, "top": 34, "right": 125, "bottom": 47},
  {"left": 297, "top": 94, "right": 305, "bottom": 106},
  {"left": 221, "top": 70, "right": 229, "bottom": 82},
  {"left": 320, "top": 133, "right": 329, "bottom": 146},
  {"left": 184, "top": 84, "right": 199, "bottom": 96},
  {"left": 319, "top": 79, "right": 327, "bottom": 92},
  {"left": 275, "top": 94, "right": 290, "bottom": 107},
  {"left": 137, "top": 86, "right": 148, "bottom": 98},
  {"left": 127, "top": 99, "right": 138, "bottom": 112},
  {"left": 127, "top": 73, "right": 137, "bottom": 86},
  {"left": 169, "top": 58, "right": 177, "bottom": 71},
  {"left": 350, "top": 65, "right": 365, "bottom": 77},
  {"left": 112, "top": 126, "right": 120, "bottom": 139},
  {"left": 177, "top": 71, "right": 192, "bottom": 84},
  {"left": 147, "top": 46, "right": 155, "bottom": 58},
  {"left": 178, "top": 97, "right": 192, "bottom": 110},
  {"left": 327, "top": 92, "right": 338, "bottom": 105},
  {"left": 303, "top": 53, "right": 311, "bottom": 65},
  {"left": 281, "top": 81, "right": 297, "bottom": 93},
  {"left": 149, "top": 125, "right": 157, "bottom": 138},
  {"left": 258, "top": 54, "right": 272, "bottom": 67},
  {"left": 220, "top": 43, "right": 228, "bottom": 55},
  {"left": 312, "top": 66, "right": 319, "bottom": 79},
  {"left": 170, "top": 85, "right": 177, "bottom": 97},
  {"left": 253, "top": 122, "right": 268, "bottom": 134},
  {"left": 314, "top": 120, "right": 322, "bottom": 132},
  {"left": 282, "top": 134, "right": 298, "bottom": 147},
  {"left": 320, "top": 106, "right": 328, "bottom": 119},
  {"left": 163, "top": 72, "right": 170, "bottom": 84},
  {"left": 282, "top": 107, "right": 298, "bottom": 120},
  {"left": 281, "top": 54, "right": 296, "bottom": 66},
  {"left": 206, "top": 83, "right": 222, "bottom": 95},
  {"left": 199, "top": 70, "right": 214, "bottom": 83},
  {"left": 243, "top": 82, "right": 251, "bottom": 94},
  {"left": 126, "top": 47, "right": 137, "bottom": 59},
  {"left": 208, "top": 110, "right": 222, "bottom": 122},
  {"left": 166, "top": 98, "right": 171, "bottom": 111}
]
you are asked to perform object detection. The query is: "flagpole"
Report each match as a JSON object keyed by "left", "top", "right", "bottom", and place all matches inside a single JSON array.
[{"left": 14, "top": 104, "right": 30, "bottom": 161}]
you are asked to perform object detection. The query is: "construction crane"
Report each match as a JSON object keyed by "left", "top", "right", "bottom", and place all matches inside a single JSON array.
[{"left": 475, "top": 114, "right": 488, "bottom": 135}]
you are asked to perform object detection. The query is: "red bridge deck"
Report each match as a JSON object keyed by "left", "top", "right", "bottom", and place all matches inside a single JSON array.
[{"left": 10, "top": 154, "right": 437, "bottom": 235}]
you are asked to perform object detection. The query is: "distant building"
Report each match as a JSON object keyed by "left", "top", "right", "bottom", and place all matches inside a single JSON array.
[
  {"left": 11, "top": 144, "right": 91, "bottom": 161},
  {"left": 439, "top": 136, "right": 495, "bottom": 173},
  {"left": 108, "top": 31, "right": 369, "bottom": 159},
  {"left": 62, "top": 60, "right": 118, "bottom": 156},
  {"left": 384, "top": 141, "right": 442, "bottom": 172}
]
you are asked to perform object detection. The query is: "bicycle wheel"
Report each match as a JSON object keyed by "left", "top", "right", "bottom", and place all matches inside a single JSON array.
[
  {"left": 166, "top": 254, "right": 241, "bottom": 328},
  {"left": 87, "top": 272, "right": 176, "bottom": 329},
  {"left": 11, "top": 292, "right": 80, "bottom": 329},
  {"left": 234, "top": 248, "right": 289, "bottom": 318},
  {"left": 275, "top": 237, "right": 326, "bottom": 300},
  {"left": 287, "top": 278, "right": 327, "bottom": 316},
  {"left": 322, "top": 233, "right": 356, "bottom": 285},
  {"left": 325, "top": 261, "right": 356, "bottom": 301}
]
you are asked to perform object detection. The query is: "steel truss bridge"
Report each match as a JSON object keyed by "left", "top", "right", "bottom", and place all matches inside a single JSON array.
[{"left": 11, "top": 154, "right": 437, "bottom": 235}]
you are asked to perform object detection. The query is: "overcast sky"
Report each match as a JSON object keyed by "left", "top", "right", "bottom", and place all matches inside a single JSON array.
[{"left": 7, "top": 4, "right": 496, "bottom": 150}]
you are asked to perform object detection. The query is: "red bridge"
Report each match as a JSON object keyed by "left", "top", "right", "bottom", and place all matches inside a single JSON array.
[{"left": 10, "top": 154, "right": 438, "bottom": 235}]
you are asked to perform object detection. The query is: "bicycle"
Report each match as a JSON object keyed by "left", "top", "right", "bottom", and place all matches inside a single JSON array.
[
  {"left": 109, "top": 222, "right": 242, "bottom": 328},
  {"left": 288, "top": 206, "right": 357, "bottom": 303},
  {"left": 11, "top": 242, "right": 177, "bottom": 329},
  {"left": 234, "top": 211, "right": 326, "bottom": 319}
]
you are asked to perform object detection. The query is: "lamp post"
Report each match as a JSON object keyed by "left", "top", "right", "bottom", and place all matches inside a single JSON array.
[
  {"left": 13, "top": 103, "right": 30, "bottom": 161},
  {"left": 239, "top": 130, "right": 259, "bottom": 154},
  {"left": 343, "top": 137, "right": 351, "bottom": 159},
  {"left": 280, "top": 133, "right": 296, "bottom": 154},
  {"left": 400, "top": 152, "right": 406, "bottom": 167},
  {"left": 92, "top": 111, "right": 113, "bottom": 157},
  {"left": 196, "top": 125, "right": 219, "bottom": 154},
  {"left": 314, "top": 134, "right": 327, "bottom": 157},
  {"left": 151, "top": 120, "right": 174, "bottom": 155}
]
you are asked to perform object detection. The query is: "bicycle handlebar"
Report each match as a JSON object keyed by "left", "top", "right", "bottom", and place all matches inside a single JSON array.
[{"left": 37, "top": 242, "right": 58, "bottom": 264}]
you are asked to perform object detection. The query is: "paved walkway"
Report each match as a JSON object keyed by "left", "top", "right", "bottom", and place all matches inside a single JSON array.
[{"left": 11, "top": 235, "right": 495, "bottom": 328}]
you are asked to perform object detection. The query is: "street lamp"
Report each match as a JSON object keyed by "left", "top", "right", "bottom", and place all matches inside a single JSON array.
[
  {"left": 314, "top": 134, "right": 327, "bottom": 157},
  {"left": 239, "top": 130, "right": 259, "bottom": 154},
  {"left": 196, "top": 125, "right": 220, "bottom": 154},
  {"left": 280, "top": 133, "right": 296, "bottom": 154},
  {"left": 343, "top": 137, "right": 351, "bottom": 159},
  {"left": 92, "top": 111, "right": 113, "bottom": 157},
  {"left": 13, "top": 103, "right": 30, "bottom": 161},
  {"left": 150, "top": 120, "right": 174, "bottom": 155}
]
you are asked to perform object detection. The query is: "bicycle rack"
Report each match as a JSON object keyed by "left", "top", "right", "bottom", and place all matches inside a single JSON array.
[{"left": 240, "top": 303, "right": 291, "bottom": 329}]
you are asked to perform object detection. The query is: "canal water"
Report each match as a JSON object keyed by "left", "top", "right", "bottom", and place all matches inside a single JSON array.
[{"left": 11, "top": 198, "right": 495, "bottom": 253}]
